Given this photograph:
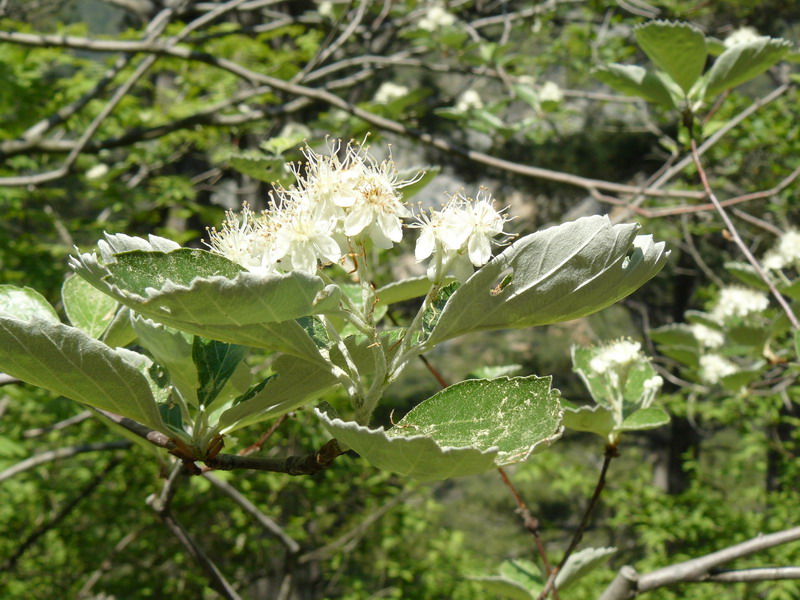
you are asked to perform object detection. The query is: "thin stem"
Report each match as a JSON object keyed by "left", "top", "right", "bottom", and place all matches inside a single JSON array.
[
  {"left": 538, "top": 444, "right": 618, "bottom": 599},
  {"left": 238, "top": 414, "right": 288, "bottom": 457},
  {"left": 206, "top": 439, "right": 344, "bottom": 475},
  {"left": 690, "top": 139, "right": 800, "bottom": 330},
  {"left": 498, "top": 467, "right": 558, "bottom": 594}
]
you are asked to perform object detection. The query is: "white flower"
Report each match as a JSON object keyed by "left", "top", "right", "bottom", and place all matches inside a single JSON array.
[
  {"left": 417, "top": 4, "right": 456, "bottom": 31},
  {"left": 86, "top": 164, "right": 109, "bottom": 180},
  {"left": 455, "top": 89, "right": 483, "bottom": 112},
  {"left": 317, "top": 1, "right": 334, "bottom": 18},
  {"left": 641, "top": 375, "right": 664, "bottom": 409},
  {"left": 699, "top": 354, "right": 738, "bottom": 384},
  {"left": 690, "top": 323, "right": 724, "bottom": 349},
  {"left": 539, "top": 81, "right": 564, "bottom": 104},
  {"left": 271, "top": 199, "right": 342, "bottom": 274},
  {"left": 374, "top": 82, "right": 409, "bottom": 104},
  {"left": 589, "top": 339, "right": 643, "bottom": 375},
  {"left": 725, "top": 26, "right": 760, "bottom": 48},
  {"left": 413, "top": 189, "right": 511, "bottom": 282},
  {"left": 711, "top": 286, "right": 769, "bottom": 321},
  {"left": 205, "top": 203, "right": 277, "bottom": 275},
  {"left": 762, "top": 230, "right": 800, "bottom": 271}
]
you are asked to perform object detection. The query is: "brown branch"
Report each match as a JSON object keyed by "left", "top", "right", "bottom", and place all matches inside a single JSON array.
[
  {"left": 1, "top": 458, "right": 122, "bottom": 572},
  {"left": 0, "top": 372, "right": 21, "bottom": 386},
  {"left": 538, "top": 444, "right": 618, "bottom": 599},
  {"left": 0, "top": 440, "right": 131, "bottom": 483},
  {"left": 147, "top": 464, "right": 242, "bottom": 600},
  {"left": 23, "top": 410, "right": 93, "bottom": 438},
  {"left": 691, "top": 139, "right": 799, "bottom": 329},
  {"left": 238, "top": 414, "right": 288, "bottom": 457},
  {"left": 93, "top": 408, "right": 174, "bottom": 449},
  {"left": 205, "top": 438, "right": 344, "bottom": 475}
]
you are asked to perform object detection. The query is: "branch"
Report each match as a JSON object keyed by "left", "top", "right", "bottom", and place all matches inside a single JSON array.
[
  {"left": 93, "top": 408, "right": 174, "bottom": 449},
  {"left": 538, "top": 444, "right": 618, "bottom": 599},
  {"left": 203, "top": 472, "right": 300, "bottom": 554},
  {"left": 147, "top": 465, "right": 242, "bottom": 600},
  {"left": 205, "top": 438, "right": 344, "bottom": 475},
  {"left": 23, "top": 410, "right": 93, "bottom": 438},
  {"left": 0, "top": 372, "right": 21, "bottom": 386},
  {"left": 0, "top": 441, "right": 130, "bottom": 484},
  {"left": 691, "top": 139, "right": 799, "bottom": 330},
  {"left": 1, "top": 458, "right": 122, "bottom": 571}
]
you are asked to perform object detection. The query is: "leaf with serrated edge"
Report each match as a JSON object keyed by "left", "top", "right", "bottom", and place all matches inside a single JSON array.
[
  {"left": 428, "top": 216, "right": 668, "bottom": 345},
  {"left": 619, "top": 407, "right": 670, "bottom": 431},
  {"left": 219, "top": 355, "right": 339, "bottom": 433},
  {"left": 468, "top": 577, "right": 535, "bottom": 600},
  {"left": 634, "top": 21, "right": 707, "bottom": 93},
  {"left": 192, "top": 337, "right": 247, "bottom": 407},
  {"left": 62, "top": 274, "right": 118, "bottom": 339},
  {"left": 562, "top": 403, "right": 615, "bottom": 437},
  {"left": 0, "top": 316, "right": 166, "bottom": 432},
  {"left": 0, "top": 285, "right": 59, "bottom": 324},
  {"left": 555, "top": 547, "right": 616, "bottom": 591},
  {"left": 704, "top": 37, "right": 792, "bottom": 98},
  {"left": 69, "top": 248, "right": 341, "bottom": 327},
  {"left": 317, "top": 376, "right": 563, "bottom": 480},
  {"left": 594, "top": 64, "right": 675, "bottom": 107}
]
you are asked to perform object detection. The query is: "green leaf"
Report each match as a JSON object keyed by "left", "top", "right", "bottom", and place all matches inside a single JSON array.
[
  {"left": 634, "top": 21, "right": 707, "bottom": 94},
  {"left": 107, "top": 249, "right": 245, "bottom": 296},
  {"left": 561, "top": 403, "right": 615, "bottom": 437},
  {"left": 555, "top": 547, "right": 616, "bottom": 590},
  {"left": 427, "top": 216, "right": 669, "bottom": 345},
  {"left": 62, "top": 274, "right": 118, "bottom": 339},
  {"left": 131, "top": 316, "right": 198, "bottom": 406},
  {"left": 468, "top": 577, "right": 535, "bottom": 600},
  {"left": 779, "top": 279, "right": 800, "bottom": 301},
  {"left": 375, "top": 276, "right": 435, "bottom": 306},
  {"left": 619, "top": 407, "right": 670, "bottom": 431},
  {"left": 101, "top": 306, "right": 137, "bottom": 348},
  {"left": 703, "top": 36, "right": 792, "bottom": 98},
  {"left": 317, "top": 376, "right": 563, "bottom": 480},
  {"left": 0, "top": 285, "right": 59, "bottom": 324},
  {"left": 594, "top": 64, "right": 675, "bottom": 107},
  {"left": 649, "top": 323, "right": 699, "bottom": 347},
  {"left": 0, "top": 316, "right": 166, "bottom": 432},
  {"left": 70, "top": 243, "right": 341, "bottom": 328},
  {"left": 228, "top": 153, "right": 287, "bottom": 183},
  {"left": 218, "top": 355, "right": 339, "bottom": 433},
  {"left": 192, "top": 337, "right": 247, "bottom": 407},
  {"left": 794, "top": 330, "right": 799, "bottom": 360},
  {"left": 397, "top": 165, "right": 439, "bottom": 201}
]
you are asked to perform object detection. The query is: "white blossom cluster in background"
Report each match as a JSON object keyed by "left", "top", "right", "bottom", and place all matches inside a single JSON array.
[
  {"left": 417, "top": 2, "right": 456, "bottom": 31},
  {"left": 690, "top": 323, "right": 725, "bottom": 349},
  {"left": 587, "top": 339, "right": 663, "bottom": 409},
  {"left": 699, "top": 353, "right": 739, "bottom": 384},
  {"left": 724, "top": 26, "right": 760, "bottom": 48},
  {"left": 206, "top": 141, "right": 511, "bottom": 281},
  {"left": 763, "top": 229, "right": 800, "bottom": 271},
  {"left": 711, "top": 286, "right": 770, "bottom": 321}
]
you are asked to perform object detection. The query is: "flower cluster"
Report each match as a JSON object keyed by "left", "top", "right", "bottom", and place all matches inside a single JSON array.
[
  {"left": 207, "top": 141, "right": 417, "bottom": 275},
  {"left": 699, "top": 353, "right": 738, "bottom": 384},
  {"left": 207, "top": 141, "right": 513, "bottom": 281},
  {"left": 763, "top": 229, "right": 800, "bottom": 271},
  {"left": 711, "top": 286, "right": 769, "bottom": 321},
  {"left": 413, "top": 188, "right": 513, "bottom": 282}
]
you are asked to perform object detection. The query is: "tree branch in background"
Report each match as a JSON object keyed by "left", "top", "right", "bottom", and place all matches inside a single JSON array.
[
  {"left": 0, "top": 440, "right": 131, "bottom": 484},
  {"left": 691, "top": 139, "right": 800, "bottom": 330},
  {"left": 147, "top": 464, "right": 243, "bottom": 600},
  {"left": 1, "top": 458, "right": 122, "bottom": 572},
  {"left": 599, "top": 526, "right": 800, "bottom": 599}
]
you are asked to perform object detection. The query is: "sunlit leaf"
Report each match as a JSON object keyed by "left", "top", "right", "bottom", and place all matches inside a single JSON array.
[
  {"left": 62, "top": 274, "right": 118, "bottom": 339},
  {"left": 634, "top": 21, "right": 707, "bottom": 93}
]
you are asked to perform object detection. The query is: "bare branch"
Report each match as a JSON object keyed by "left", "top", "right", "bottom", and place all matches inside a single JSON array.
[
  {"left": 23, "top": 410, "right": 93, "bottom": 438},
  {"left": 0, "top": 373, "right": 21, "bottom": 386},
  {"left": 93, "top": 408, "right": 174, "bottom": 449},
  {"left": 147, "top": 466, "right": 242, "bottom": 600},
  {"left": 0, "top": 441, "right": 130, "bottom": 484},
  {"left": 600, "top": 526, "right": 800, "bottom": 599},
  {"left": 203, "top": 472, "right": 300, "bottom": 554},
  {"left": 691, "top": 139, "right": 799, "bottom": 329},
  {"left": 689, "top": 567, "right": 800, "bottom": 583},
  {"left": 205, "top": 438, "right": 345, "bottom": 475}
]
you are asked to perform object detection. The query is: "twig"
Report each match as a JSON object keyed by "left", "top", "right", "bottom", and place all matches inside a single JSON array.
[
  {"left": 203, "top": 472, "right": 300, "bottom": 554},
  {"left": 731, "top": 208, "right": 784, "bottom": 236},
  {"left": 147, "top": 465, "right": 242, "bottom": 600},
  {"left": 688, "top": 567, "right": 800, "bottom": 583},
  {"left": 1, "top": 458, "right": 121, "bottom": 571},
  {"left": 498, "top": 467, "right": 557, "bottom": 595},
  {"left": 690, "top": 139, "right": 799, "bottom": 329},
  {"left": 0, "top": 373, "right": 21, "bottom": 386},
  {"left": 0, "top": 440, "right": 130, "bottom": 483},
  {"left": 238, "top": 414, "right": 288, "bottom": 456},
  {"left": 77, "top": 528, "right": 142, "bottom": 598},
  {"left": 206, "top": 439, "right": 344, "bottom": 475},
  {"left": 538, "top": 444, "right": 618, "bottom": 599},
  {"left": 23, "top": 410, "right": 93, "bottom": 438},
  {"left": 93, "top": 408, "right": 174, "bottom": 449}
]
